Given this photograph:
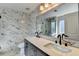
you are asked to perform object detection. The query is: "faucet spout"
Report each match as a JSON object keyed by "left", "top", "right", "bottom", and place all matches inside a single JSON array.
[
  {"left": 57, "top": 34, "right": 62, "bottom": 45},
  {"left": 62, "top": 34, "right": 69, "bottom": 39},
  {"left": 35, "top": 32, "right": 40, "bottom": 38}
]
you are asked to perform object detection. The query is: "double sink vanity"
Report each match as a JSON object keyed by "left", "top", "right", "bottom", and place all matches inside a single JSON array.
[{"left": 24, "top": 35, "right": 79, "bottom": 56}]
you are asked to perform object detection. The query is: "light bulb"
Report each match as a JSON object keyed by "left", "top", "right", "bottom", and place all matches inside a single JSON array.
[
  {"left": 40, "top": 5, "right": 44, "bottom": 11},
  {"left": 44, "top": 3, "right": 49, "bottom": 8}
]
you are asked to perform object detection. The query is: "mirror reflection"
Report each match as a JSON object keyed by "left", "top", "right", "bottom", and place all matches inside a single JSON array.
[
  {"left": 41, "top": 17, "right": 56, "bottom": 36},
  {"left": 36, "top": 3, "right": 79, "bottom": 40}
]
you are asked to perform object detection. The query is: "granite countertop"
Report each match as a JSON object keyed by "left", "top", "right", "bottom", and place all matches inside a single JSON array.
[
  {"left": 40, "top": 35, "right": 79, "bottom": 48},
  {"left": 25, "top": 36, "right": 79, "bottom": 56}
]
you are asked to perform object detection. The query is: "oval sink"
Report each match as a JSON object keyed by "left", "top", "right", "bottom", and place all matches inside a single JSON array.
[{"left": 44, "top": 43, "right": 72, "bottom": 53}]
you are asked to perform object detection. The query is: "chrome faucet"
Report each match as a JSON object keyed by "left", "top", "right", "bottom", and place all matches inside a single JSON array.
[
  {"left": 61, "top": 34, "right": 72, "bottom": 46},
  {"left": 57, "top": 34, "right": 62, "bottom": 45},
  {"left": 56, "top": 34, "right": 70, "bottom": 46},
  {"left": 35, "top": 32, "right": 41, "bottom": 38},
  {"left": 62, "top": 34, "right": 69, "bottom": 39}
]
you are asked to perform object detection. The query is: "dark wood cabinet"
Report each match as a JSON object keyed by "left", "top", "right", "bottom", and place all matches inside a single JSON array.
[{"left": 24, "top": 39, "right": 49, "bottom": 56}]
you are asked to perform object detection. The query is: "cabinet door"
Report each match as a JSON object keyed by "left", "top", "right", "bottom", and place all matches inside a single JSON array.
[
  {"left": 36, "top": 49, "right": 48, "bottom": 56},
  {"left": 24, "top": 39, "right": 28, "bottom": 56},
  {"left": 27, "top": 43, "right": 35, "bottom": 56},
  {"left": 24, "top": 40, "right": 36, "bottom": 56},
  {"left": 24, "top": 39, "right": 49, "bottom": 56},
  {"left": 32, "top": 46, "right": 37, "bottom": 56}
]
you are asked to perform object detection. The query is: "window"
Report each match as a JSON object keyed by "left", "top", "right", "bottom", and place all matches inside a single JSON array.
[
  {"left": 59, "top": 17, "right": 65, "bottom": 34},
  {"left": 51, "top": 17, "right": 56, "bottom": 36},
  {"left": 42, "top": 16, "right": 65, "bottom": 37}
]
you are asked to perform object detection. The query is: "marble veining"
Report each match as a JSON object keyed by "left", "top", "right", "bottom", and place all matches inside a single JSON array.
[{"left": 0, "top": 8, "right": 36, "bottom": 55}]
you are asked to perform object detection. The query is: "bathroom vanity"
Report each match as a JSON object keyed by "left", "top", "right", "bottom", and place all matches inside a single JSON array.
[
  {"left": 24, "top": 38, "right": 49, "bottom": 56},
  {"left": 24, "top": 36, "right": 79, "bottom": 56}
]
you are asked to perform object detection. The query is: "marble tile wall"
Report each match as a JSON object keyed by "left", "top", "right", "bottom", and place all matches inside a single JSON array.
[{"left": 0, "top": 8, "right": 35, "bottom": 53}]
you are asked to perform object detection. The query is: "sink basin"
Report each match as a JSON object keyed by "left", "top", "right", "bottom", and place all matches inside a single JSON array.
[{"left": 44, "top": 43, "right": 72, "bottom": 53}]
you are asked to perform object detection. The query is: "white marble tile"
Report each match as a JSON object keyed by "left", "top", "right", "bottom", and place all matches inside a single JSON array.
[{"left": 0, "top": 8, "right": 36, "bottom": 56}]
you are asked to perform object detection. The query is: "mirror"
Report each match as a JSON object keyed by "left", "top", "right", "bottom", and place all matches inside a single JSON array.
[{"left": 36, "top": 3, "right": 79, "bottom": 41}]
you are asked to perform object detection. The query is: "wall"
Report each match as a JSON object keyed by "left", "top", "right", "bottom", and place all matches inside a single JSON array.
[
  {"left": 29, "top": 9, "right": 39, "bottom": 33},
  {"left": 64, "top": 12, "right": 79, "bottom": 40},
  {"left": 0, "top": 8, "right": 33, "bottom": 54}
]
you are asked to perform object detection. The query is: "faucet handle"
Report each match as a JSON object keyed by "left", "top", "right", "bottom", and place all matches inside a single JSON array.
[
  {"left": 55, "top": 40, "right": 57, "bottom": 43},
  {"left": 65, "top": 43, "right": 67, "bottom": 46},
  {"left": 62, "top": 34, "right": 69, "bottom": 39},
  {"left": 62, "top": 34, "right": 69, "bottom": 37},
  {"left": 39, "top": 32, "right": 42, "bottom": 34},
  {"left": 35, "top": 32, "right": 38, "bottom": 34}
]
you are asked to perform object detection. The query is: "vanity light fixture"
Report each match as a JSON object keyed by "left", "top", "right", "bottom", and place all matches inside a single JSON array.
[
  {"left": 39, "top": 3, "right": 62, "bottom": 14},
  {"left": 40, "top": 3, "right": 52, "bottom": 11}
]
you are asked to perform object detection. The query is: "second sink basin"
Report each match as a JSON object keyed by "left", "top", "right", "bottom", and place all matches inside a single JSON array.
[{"left": 44, "top": 43, "right": 72, "bottom": 53}]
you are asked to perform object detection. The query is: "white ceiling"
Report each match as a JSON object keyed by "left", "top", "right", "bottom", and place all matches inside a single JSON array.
[{"left": 0, "top": 3, "right": 40, "bottom": 14}]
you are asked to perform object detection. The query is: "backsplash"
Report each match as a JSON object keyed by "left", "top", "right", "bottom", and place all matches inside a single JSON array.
[{"left": 0, "top": 8, "right": 35, "bottom": 52}]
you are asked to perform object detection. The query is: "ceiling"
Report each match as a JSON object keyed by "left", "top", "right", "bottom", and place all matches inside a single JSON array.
[{"left": 0, "top": 3, "right": 40, "bottom": 14}]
